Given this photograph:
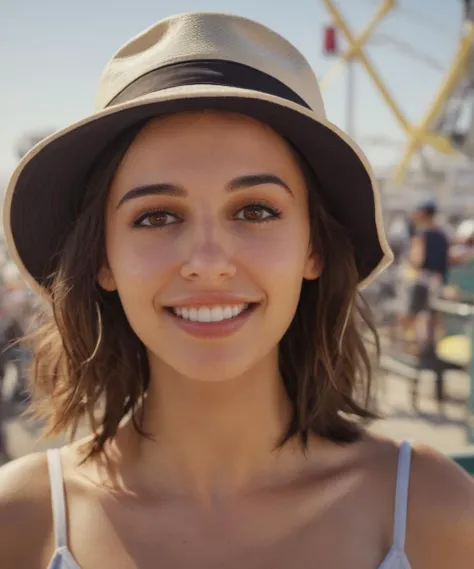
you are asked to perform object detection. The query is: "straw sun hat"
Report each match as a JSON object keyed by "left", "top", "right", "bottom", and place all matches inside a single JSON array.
[{"left": 3, "top": 11, "right": 393, "bottom": 296}]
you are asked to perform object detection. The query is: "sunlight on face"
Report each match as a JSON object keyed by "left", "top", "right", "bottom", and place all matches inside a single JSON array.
[{"left": 99, "top": 111, "right": 320, "bottom": 382}]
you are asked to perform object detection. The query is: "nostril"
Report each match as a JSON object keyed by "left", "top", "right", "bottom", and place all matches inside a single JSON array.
[{"left": 180, "top": 259, "right": 237, "bottom": 281}]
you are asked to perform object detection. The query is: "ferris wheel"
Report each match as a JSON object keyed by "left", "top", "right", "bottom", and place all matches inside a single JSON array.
[{"left": 320, "top": 0, "right": 474, "bottom": 184}]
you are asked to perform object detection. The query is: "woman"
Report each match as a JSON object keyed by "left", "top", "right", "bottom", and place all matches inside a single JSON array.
[{"left": 0, "top": 12, "right": 473, "bottom": 569}]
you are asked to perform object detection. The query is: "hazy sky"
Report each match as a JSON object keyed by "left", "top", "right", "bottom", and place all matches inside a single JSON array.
[{"left": 1, "top": 0, "right": 463, "bottom": 183}]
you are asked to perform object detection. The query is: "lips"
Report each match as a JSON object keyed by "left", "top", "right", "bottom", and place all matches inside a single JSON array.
[{"left": 162, "top": 296, "right": 260, "bottom": 338}]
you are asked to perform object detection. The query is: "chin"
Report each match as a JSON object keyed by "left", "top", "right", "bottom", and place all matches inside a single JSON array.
[
  {"left": 148, "top": 343, "right": 275, "bottom": 384},
  {"left": 172, "top": 364, "right": 248, "bottom": 383},
  {"left": 170, "top": 354, "right": 255, "bottom": 382}
]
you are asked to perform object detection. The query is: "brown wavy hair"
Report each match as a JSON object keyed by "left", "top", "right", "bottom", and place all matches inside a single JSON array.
[{"left": 24, "top": 118, "right": 380, "bottom": 458}]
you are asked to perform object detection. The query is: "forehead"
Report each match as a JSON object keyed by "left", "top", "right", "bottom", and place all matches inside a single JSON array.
[{"left": 114, "top": 111, "right": 300, "bottom": 178}]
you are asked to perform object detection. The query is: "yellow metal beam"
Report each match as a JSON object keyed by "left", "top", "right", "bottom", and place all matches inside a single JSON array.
[
  {"left": 320, "top": 0, "right": 395, "bottom": 90},
  {"left": 320, "top": 1, "right": 473, "bottom": 185},
  {"left": 321, "top": 0, "right": 410, "bottom": 132},
  {"left": 393, "top": 22, "right": 474, "bottom": 183}
]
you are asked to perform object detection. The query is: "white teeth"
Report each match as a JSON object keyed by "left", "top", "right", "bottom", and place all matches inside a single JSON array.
[
  {"left": 210, "top": 306, "right": 223, "bottom": 321},
  {"left": 198, "top": 307, "right": 211, "bottom": 322},
  {"left": 172, "top": 304, "right": 248, "bottom": 322}
]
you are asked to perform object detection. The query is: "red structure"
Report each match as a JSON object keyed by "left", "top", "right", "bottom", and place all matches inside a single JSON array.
[{"left": 323, "top": 25, "right": 338, "bottom": 55}]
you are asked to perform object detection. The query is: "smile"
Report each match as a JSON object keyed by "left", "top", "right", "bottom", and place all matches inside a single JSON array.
[
  {"left": 170, "top": 304, "right": 249, "bottom": 322},
  {"left": 164, "top": 301, "right": 259, "bottom": 338}
]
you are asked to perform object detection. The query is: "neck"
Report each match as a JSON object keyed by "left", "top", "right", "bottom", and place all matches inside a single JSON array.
[
  {"left": 419, "top": 218, "right": 436, "bottom": 230},
  {"left": 125, "top": 351, "right": 294, "bottom": 499}
]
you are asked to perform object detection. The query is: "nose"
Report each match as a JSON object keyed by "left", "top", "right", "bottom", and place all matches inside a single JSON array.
[{"left": 180, "top": 224, "right": 237, "bottom": 282}]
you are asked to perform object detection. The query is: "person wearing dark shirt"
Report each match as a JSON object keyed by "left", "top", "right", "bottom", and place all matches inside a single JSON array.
[{"left": 399, "top": 200, "right": 449, "bottom": 349}]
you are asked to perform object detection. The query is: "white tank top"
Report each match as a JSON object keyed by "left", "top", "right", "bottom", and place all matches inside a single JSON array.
[{"left": 46, "top": 440, "right": 413, "bottom": 569}]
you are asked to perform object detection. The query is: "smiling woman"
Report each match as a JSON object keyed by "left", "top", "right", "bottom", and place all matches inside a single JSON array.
[
  {"left": 28, "top": 110, "right": 373, "bottom": 451},
  {"left": 0, "top": 11, "right": 473, "bottom": 569}
]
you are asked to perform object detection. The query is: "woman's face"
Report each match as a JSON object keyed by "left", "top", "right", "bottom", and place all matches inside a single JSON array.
[{"left": 100, "top": 111, "right": 320, "bottom": 381}]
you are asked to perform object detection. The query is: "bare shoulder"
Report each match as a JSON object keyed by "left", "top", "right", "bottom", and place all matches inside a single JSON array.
[
  {"left": 359, "top": 436, "right": 474, "bottom": 567},
  {"left": 408, "top": 441, "right": 474, "bottom": 503},
  {"left": 406, "top": 442, "right": 474, "bottom": 568},
  {"left": 0, "top": 452, "right": 55, "bottom": 568}
]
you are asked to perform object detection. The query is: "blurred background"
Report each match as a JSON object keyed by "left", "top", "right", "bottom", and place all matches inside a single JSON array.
[{"left": 0, "top": 0, "right": 473, "bottom": 471}]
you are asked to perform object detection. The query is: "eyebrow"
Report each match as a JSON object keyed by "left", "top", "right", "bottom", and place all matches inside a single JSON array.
[
  {"left": 226, "top": 174, "right": 293, "bottom": 196},
  {"left": 116, "top": 183, "right": 186, "bottom": 209},
  {"left": 116, "top": 173, "right": 293, "bottom": 209}
]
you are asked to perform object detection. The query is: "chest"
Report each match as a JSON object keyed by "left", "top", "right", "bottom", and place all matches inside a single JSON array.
[{"left": 67, "top": 480, "right": 391, "bottom": 569}]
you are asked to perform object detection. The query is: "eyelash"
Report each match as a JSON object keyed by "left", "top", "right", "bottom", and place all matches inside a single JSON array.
[{"left": 132, "top": 200, "right": 283, "bottom": 228}]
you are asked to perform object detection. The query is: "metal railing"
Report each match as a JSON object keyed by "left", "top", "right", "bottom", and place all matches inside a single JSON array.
[{"left": 431, "top": 297, "right": 474, "bottom": 443}]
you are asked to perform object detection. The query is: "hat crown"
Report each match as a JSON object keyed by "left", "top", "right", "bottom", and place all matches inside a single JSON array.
[{"left": 97, "top": 12, "right": 325, "bottom": 114}]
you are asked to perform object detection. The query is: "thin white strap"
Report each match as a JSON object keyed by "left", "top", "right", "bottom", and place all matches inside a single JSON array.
[
  {"left": 393, "top": 440, "right": 412, "bottom": 550},
  {"left": 46, "top": 448, "right": 68, "bottom": 549}
]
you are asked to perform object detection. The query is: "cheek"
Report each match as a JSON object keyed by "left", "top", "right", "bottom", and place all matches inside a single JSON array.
[
  {"left": 105, "top": 234, "right": 175, "bottom": 340},
  {"left": 106, "top": 231, "right": 178, "bottom": 290},
  {"left": 237, "top": 220, "right": 312, "bottom": 322},
  {"left": 239, "top": 221, "right": 310, "bottom": 278}
]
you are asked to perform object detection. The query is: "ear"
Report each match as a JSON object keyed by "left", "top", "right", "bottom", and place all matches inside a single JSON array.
[
  {"left": 97, "top": 261, "right": 117, "bottom": 292},
  {"left": 303, "top": 249, "right": 323, "bottom": 281}
]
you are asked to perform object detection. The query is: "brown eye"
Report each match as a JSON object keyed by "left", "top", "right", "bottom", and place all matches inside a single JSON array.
[
  {"left": 235, "top": 204, "right": 280, "bottom": 222},
  {"left": 134, "top": 211, "right": 179, "bottom": 227}
]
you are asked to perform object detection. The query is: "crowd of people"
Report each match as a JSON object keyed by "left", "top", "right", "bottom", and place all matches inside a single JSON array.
[{"left": 0, "top": 241, "right": 40, "bottom": 463}]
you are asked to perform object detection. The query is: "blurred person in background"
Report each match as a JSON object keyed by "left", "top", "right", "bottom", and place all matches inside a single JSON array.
[
  {"left": 0, "top": 262, "right": 34, "bottom": 404},
  {"left": 0, "top": 278, "right": 10, "bottom": 464},
  {"left": 450, "top": 218, "right": 474, "bottom": 265},
  {"left": 398, "top": 200, "right": 450, "bottom": 349},
  {"left": 386, "top": 214, "right": 410, "bottom": 265}
]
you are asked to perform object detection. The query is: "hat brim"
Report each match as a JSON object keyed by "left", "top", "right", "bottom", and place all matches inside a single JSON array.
[{"left": 3, "top": 84, "right": 393, "bottom": 297}]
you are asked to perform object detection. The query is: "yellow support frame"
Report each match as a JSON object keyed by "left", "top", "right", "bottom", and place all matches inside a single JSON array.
[
  {"left": 321, "top": 0, "right": 410, "bottom": 132},
  {"left": 320, "top": 1, "right": 397, "bottom": 97},
  {"left": 319, "top": 0, "right": 396, "bottom": 90},
  {"left": 320, "top": 0, "right": 474, "bottom": 183},
  {"left": 393, "top": 21, "right": 474, "bottom": 183}
]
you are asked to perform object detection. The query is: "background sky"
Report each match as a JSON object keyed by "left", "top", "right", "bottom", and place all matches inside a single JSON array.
[{"left": 0, "top": 0, "right": 464, "bottom": 187}]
